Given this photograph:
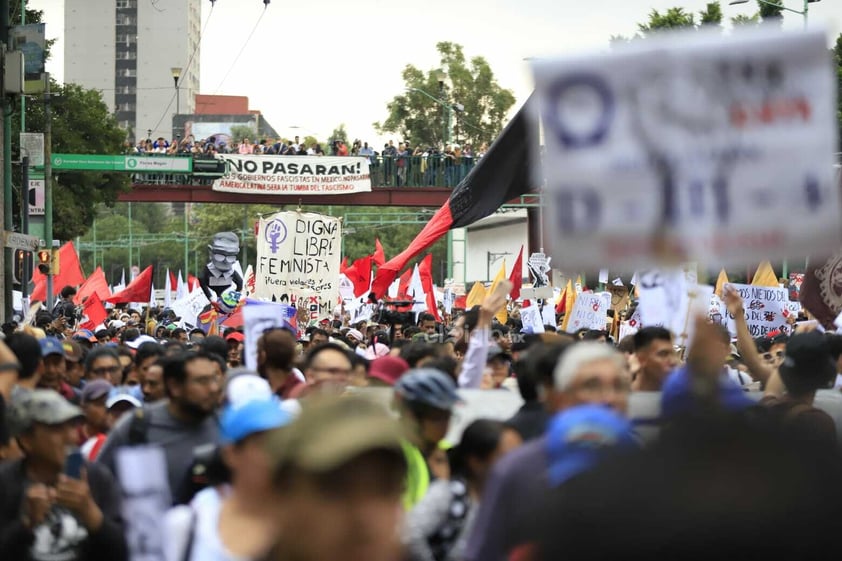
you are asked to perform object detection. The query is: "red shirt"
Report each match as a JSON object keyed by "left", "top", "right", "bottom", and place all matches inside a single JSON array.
[{"left": 275, "top": 373, "right": 304, "bottom": 400}]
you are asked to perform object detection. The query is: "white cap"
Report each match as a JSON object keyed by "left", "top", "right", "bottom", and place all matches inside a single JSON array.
[
  {"left": 106, "top": 393, "right": 142, "bottom": 409},
  {"left": 126, "top": 334, "right": 157, "bottom": 349},
  {"left": 226, "top": 374, "right": 273, "bottom": 407},
  {"left": 110, "top": 320, "right": 126, "bottom": 329}
]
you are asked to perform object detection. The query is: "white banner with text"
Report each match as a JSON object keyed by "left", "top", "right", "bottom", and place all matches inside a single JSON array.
[{"left": 213, "top": 155, "right": 371, "bottom": 195}]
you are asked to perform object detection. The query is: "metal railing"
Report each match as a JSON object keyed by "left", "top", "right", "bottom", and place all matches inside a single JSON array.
[{"left": 129, "top": 154, "right": 477, "bottom": 188}]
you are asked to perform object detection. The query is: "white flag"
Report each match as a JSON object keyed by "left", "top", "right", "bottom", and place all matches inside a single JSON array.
[
  {"left": 176, "top": 271, "right": 187, "bottom": 301},
  {"left": 164, "top": 269, "right": 172, "bottom": 308}
]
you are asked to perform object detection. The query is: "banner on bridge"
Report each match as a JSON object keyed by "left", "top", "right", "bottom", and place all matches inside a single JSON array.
[
  {"left": 254, "top": 211, "right": 341, "bottom": 321},
  {"left": 213, "top": 155, "right": 371, "bottom": 195}
]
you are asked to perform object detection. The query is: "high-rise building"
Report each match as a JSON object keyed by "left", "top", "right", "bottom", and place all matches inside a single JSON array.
[{"left": 64, "top": 0, "right": 201, "bottom": 143}]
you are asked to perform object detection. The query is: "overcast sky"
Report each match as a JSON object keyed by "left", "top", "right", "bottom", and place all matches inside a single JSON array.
[{"left": 29, "top": 0, "right": 842, "bottom": 146}]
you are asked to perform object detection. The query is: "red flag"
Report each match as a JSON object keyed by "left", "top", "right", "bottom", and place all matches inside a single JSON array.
[
  {"left": 374, "top": 238, "right": 386, "bottom": 267},
  {"left": 454, "top": 295, "right": 467, "bottom": 310},
  {"left": 397, "top": 268, "right": 413, "bottom": 300},
  {"left": 30, "top": 242, "right": 86, "bottom": 302},
  {"left": 339, "top": 256, "right": 349, "bottom": 274},
  {"left": 80, "top": 292, "right": 108, "bottom": 330},
  {"left": 73, "top": 267, "right": 112, "bottom": 305},
  {"left": 107, "top": 266, "right": 153, "bottom": 304},
  {"left": 371, "top": 97, "right": 534, "bottom": 297},
  {"left": 345, "top": 255, "right": 373, "bottom": 298},
  {"left": 187, "top": 274, "right": 200, "bottom": 291},
  {"left": 169, "top": 270, "right": 178, "bottom": 293},
  {"left": 508, "top": 245, "right": 524, "bottom": 300},
  {"left": 418, "top": 254, "right": 440, "bottom": 322}
]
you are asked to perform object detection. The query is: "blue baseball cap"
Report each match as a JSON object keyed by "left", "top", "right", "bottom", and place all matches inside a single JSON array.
[
  {"left": 660, "top": 366, "right": 754, "bottom": 419},
  {"left": 545, "top": 404, "right": 636, "bottom": 487},
  {"left": 39, "top": 336, "right": 65, "bottom": 357},
  {"left": 220, "top": 397, "right": 292, "bottom": 444}
]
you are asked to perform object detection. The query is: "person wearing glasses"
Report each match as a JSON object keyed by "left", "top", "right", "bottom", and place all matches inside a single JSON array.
[
  {"left": 96, "top": 351, "right": 224, "bottom": 504},
  {"left": 199, "top": 232, "right": 243, "bottom": 303},
  {"left": 84, "top": 348, "right": 124, "bottom": 386}
]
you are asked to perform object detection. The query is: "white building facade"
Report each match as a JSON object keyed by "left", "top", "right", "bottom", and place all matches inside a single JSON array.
[{"left": 64, "top": 0, "right": 200, "bottom": 141}]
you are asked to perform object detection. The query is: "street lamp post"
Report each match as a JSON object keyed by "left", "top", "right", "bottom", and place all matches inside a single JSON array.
[
  {"left": 171, "top": 67, "right": 182, "bottom": 137},
  {"left": 407, "top": 81, "right": 467, "bottom": 281},
  {"left": 728, "top": 0, "right": 819, "bottom": 27}
]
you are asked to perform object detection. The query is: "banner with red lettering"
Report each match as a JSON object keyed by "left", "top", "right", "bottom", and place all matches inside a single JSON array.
[
  {"left": 213, "top": 155, "right": 371, "bottom": 195},
  {"left": 254, "top": 211, "right": 341, "bottom": 321}
]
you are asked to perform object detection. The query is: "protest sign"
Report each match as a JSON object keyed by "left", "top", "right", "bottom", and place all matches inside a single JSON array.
[
  {"left": 636, "top": 269, "right": 686, "bottom": 330},
  {"left": 565, "top": 293, "right": 608, "bottom": 333},
  {"left": 116, "top": 446, "right": 170, "bottom": 561},
  {"left": 618, "top": 320, "right": 638, "bottom": 341},
  {"left": 726, "top": 283, "right": 792, "bottom": 337},
  {"left": 788, "top": 272, "right": 805, "bottom": 301},
  {"left": 255, "top": 211, "right": 341, "bottom": 320},
  {"left": 541, "top": 303, "right": 556, "bottom": 327},
  {"left": 608, "top": 284, "right": 630, "bottom": 311},
  {"left": 521, "top": 304, "right": 545, "bottom": 333},
  {"left": 213, "top": 155, "right": 371, "bottom": 195},
  {"left": 533, "top": 28, "right": 840, "bottom": 272},
  {"left": 242, "top": 300, "right": 297, "bottom": 371},
  {"left": 170, "top": 287, "right": 211, "bottom": 328}
]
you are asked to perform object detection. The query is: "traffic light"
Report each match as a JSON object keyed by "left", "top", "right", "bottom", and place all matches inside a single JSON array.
[
  {"left": 37, "top": 250, "right": 51, "bottom": 274},
  {"left": 12, "top": 250, "right": 24, "bottom": 285},
  {"left": 51, "top": 249, "right": 60, "bottom": 275}
]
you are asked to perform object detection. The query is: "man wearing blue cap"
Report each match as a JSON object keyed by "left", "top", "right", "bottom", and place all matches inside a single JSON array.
[
  {"left": 164, "top": 393, "right": 291, "bottom": 561},
  {"left": 38, "top": 337, "right": 78, "bottom": 403}
]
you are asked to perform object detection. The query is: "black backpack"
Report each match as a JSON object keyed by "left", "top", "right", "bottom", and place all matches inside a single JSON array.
[{"left": 127, "top": 409, "right": 228, "bottom": 505}]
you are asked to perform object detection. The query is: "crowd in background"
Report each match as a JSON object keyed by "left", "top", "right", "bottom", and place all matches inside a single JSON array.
[{"left": 1, "top": 279, "right": 842, "bottom": 560}]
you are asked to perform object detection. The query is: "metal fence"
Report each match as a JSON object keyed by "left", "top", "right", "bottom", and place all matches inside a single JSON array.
[{"left": 130, "top": 154, "right": 476, "bottom": 188}]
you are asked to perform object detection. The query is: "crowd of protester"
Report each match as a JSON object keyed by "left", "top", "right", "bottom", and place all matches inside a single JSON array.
[
  {"left": 127, "top": 135, "right": 488, "bottom": 187},
  {"left": 1, "top": 280, "right": 842, "bottom": 560}
]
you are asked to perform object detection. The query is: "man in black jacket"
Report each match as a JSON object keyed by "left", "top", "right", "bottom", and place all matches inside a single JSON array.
[{"left": 0, "top": 389, "right": 127, "bottom": 561}]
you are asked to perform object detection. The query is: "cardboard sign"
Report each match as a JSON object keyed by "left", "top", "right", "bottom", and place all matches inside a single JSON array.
[
  {"left": 242, "top": 300, "right": 297, "bottom": 371},
  {"left": 565, "top": 293, "right": 608, "bottom": 333},
  {"left": 255, "top": 211, "right": 341, "bottom": 320},
  {"left": 214, "top": 155, "right": 371, "bottom": 195},
  {"left": 521, "top": 304, "right": 545, "bottom": 333},
  {"left": 726, "top": 283, "right": 792, "bottom": 337},
  {"left": 534, "top": 28, "right": 840, "bottom": 271}
]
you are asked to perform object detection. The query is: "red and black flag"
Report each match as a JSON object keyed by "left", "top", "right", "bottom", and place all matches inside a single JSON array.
[{"left": 371, "top": 95, "right": 535, "bottom": 297}]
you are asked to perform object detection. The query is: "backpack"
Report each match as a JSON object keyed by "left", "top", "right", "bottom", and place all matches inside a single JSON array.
[{"left": 127, "top": 409, "right": 227, "bottom": 505}]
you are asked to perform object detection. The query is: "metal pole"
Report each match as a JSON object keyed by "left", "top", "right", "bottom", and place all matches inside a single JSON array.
[
  {"left": 92, "top": 216, "right": 97, "bottom": 270},
  {"left": 44, "top": 77, "right": 53, "bottom": 310},
  {"left": 242, "top": 204, "right": 248, "bottom": 269},
  {"left": 2, "top": 0, "right": 12, "bottom": 319},
  {"left": 183, "top": 203, "right": 188, "bottom": 275},
  {"left": 128, "top": 201, "right": 133, "bottom": 268},
  {"left": 803, "top": 0, "right": 807, "bottom": 27},
  {"left": 21, "top": 156, "right": 28, "bottom": 300}
]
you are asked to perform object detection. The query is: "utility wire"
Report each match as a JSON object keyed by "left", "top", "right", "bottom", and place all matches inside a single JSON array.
[
  {"left": 212, "top": 4, "right": 268, "bottom": 94},
  {"left": 148, "top": 1, "right": 216, "bottom": 136}
]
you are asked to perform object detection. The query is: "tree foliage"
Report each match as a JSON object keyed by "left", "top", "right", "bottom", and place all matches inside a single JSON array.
[
  {"left": 12, "top": 81, "right": 130, "bottom": 241},
  {"left": 375, "top": 42, "right": 515, "bottom": 150},
  {"left": 229, "top": 124, "right": 257, "bottom": 144}
]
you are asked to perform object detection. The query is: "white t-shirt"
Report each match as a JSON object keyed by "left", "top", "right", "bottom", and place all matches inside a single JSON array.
[{"left": 164, "top": 486, "right": 249, "bottom": 561}]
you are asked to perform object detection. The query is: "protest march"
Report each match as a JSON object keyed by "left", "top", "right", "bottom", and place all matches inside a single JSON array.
[{"left": 2, "top": 15, "right": 842, "bottom": 561}]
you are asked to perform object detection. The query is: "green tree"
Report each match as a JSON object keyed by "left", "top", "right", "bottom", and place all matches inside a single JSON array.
[
  {"left": 12, "top": 81, "right": 130, "bottom": 240},
  {"left": 699, "top": 2, "right": 723, "bottom": 26},
  {"left": 757, "top": 0, "right": 783, "bottom": 22},
  {"left": 330, "top": 124, "right": 348, "bottom": 143},
  {"left": 229, "top": 124, "right": 257, "bottom": 144},
  {"left": 731, "top": 13, "right": 761, "bottom": 26},
  {"left": 375, "top": 42, "right": 515, "bottom": 150},
  {"left": 637, "top": 7, "right": 696, "bottom": 35}
]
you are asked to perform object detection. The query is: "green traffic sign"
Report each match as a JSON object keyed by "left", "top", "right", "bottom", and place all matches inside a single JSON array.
[{"left": 50, "top": 154, "right": 193, "bottom": 173}]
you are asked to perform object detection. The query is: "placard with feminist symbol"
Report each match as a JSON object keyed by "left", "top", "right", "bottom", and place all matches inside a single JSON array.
[{"left": 255, "top": 211, "right": 341, "bottom": 320}]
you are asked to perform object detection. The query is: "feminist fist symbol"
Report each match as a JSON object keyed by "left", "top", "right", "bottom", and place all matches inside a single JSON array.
[{"left": 265, "top": 219, "right": 287, "bottom": 254}]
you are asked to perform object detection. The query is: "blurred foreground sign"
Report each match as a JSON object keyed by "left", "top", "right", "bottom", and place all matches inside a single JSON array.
[{"left": 533, "top": 28, "right": 839, "bottom": 272}]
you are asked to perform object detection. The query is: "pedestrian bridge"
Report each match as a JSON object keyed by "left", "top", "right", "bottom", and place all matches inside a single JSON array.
[{"left": 120, "top": 154, "right": 473, "bottom": 207}]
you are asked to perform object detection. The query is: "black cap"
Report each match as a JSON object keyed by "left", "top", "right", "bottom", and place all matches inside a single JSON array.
[{"left": 779, "top": 331, "right": 837, "bottom": 394}]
